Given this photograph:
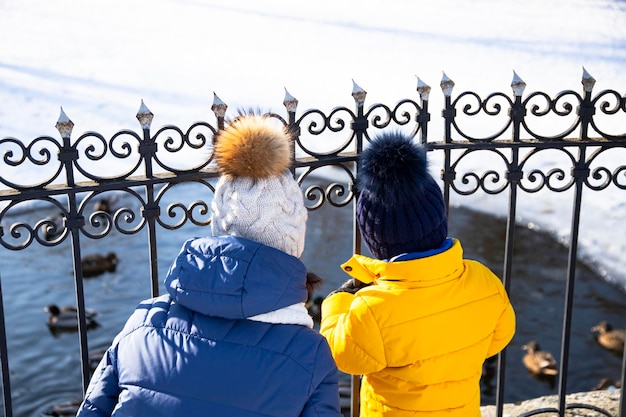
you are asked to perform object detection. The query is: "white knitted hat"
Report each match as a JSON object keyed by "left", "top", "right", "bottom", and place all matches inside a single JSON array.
[{"left": 210, "top": 114, "right": 307, "bottom": 258}]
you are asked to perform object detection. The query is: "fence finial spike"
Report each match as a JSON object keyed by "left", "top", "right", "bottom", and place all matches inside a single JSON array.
[
  {"left": 55, "top": 106, "right": 74, "bottom": 139},
  {"left": 212, "top": 92, "right": 225, "bottom": 106},
  {"left": 511, "top": 70, "right": 526, "bottom": 97},
  {"left": 283, "top": 87, "right": 298, "bottom": 112},
  {"left": 138, "top": 99, "right": 150, "bottom": 112},
  {"left": 57, "top": 106, "right": 69, "bottom": 122},
  {"left": 440, "top": 71, "right": 455, "bottom": 97},
  {"left": 136, "top": 99, "right": 154, "bottom": 130},
  {"left": 211, "top": 92, "right": 228, "bottom": 118},
  {"left": 416, "top": 76, "right": 431, "bottom": 101},
  {"left": 351, "top": 79, "right": 367, "bottom": 106},
  {"left": 582, "top": 66, "right": 596, "bottom": 93}
]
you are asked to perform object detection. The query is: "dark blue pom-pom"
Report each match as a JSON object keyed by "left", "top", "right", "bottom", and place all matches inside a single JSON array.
[{"left": 357, "top": 132, "right": 430, "bottom": 206}]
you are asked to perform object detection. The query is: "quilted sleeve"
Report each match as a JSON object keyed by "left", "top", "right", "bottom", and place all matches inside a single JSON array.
[
  {"left": 320, "top": 292, "right": 386, "bottom": 376},
  {"left": 300, "top": 338, "right": 342, "bottom": 417},
  {"left": 75, "top": 348, "right": 120, "bottom": 417},
  {"left": 486, "top": 286, "right": 516, "bottom": 358}
]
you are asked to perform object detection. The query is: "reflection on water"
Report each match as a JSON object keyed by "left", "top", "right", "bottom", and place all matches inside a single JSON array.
[{"left": 0, "top": 188, "right": 624, "bottom": 416}]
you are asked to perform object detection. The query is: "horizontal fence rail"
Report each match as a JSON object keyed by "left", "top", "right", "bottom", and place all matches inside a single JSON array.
[{"left": 1, "top": 69, "right": 625, "bottom": 417}]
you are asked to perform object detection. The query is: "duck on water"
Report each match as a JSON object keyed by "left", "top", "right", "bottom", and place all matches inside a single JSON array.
[
  {"left": 43, "top": 304, "right": 99, "bottom": 335},
  {"left": 81, "top": 252, "right": 119, "bottom": 278},
  {"left": 591, "top": 321, "right": 625, "bottom": 356}
]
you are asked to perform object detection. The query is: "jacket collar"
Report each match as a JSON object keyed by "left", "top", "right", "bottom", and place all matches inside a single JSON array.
[{"left": 340, "top": 238, "right": 464, "bottom": 288}]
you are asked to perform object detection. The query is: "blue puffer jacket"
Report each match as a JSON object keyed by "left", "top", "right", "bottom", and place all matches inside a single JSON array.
[{"left": 76, "top": 235, "right": 341, "bottom": 417}]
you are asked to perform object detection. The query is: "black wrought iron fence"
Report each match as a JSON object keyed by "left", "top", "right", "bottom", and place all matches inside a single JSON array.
[{"left": 0, "top": 70, "right": 625, "bottom": 417}]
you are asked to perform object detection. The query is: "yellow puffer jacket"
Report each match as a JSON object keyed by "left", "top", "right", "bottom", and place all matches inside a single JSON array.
[{"left": 320, "top": 239, "right": 515, "bottom": 417}]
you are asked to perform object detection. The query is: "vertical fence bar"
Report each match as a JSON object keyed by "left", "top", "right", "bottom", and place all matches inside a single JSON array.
[
  {"left": 55, "top": 109, "right": 91, "bottom": 393},
  {"left": 495, "top": 73, "right": 527, "bottom": 417},
  {"left": 555, "top": 146, "right": 587, "bottom": 417},
  {"left": 551, "top": 74, "right": 596, "bottom": 416},
  {"left": 618, "top": 322, "right": 626, "bottom": 416},
  {"left": 284, "top": 84, "right": 301, "bottom": 286},
  {"left": 439, "top": 73, "right": 455, "bottom": 215},
  {"left": 350, "top": 80, "right": 368, "bottom": 417},
  {"left": 283, "top": 88, "right": 299, "bottom": 177},
  {"left": 68, "top": 197, "right": 90, "bottom": 394},
  {"left": 136, "top": 102, "right": 161, "bottom": 298},
  {"left": 0, "top": 274, "right": 13, "bottom": 417},
  {"left": 579, "top": 69, "right": 595, "bottom": 142},
  {"left": 416, "top": 77, "right": 431, "bottom": 146}
]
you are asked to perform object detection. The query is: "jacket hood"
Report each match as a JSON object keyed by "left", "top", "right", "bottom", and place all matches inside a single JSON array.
[{"left": 165, "top": 235, "right": 308, "bottom": 319}]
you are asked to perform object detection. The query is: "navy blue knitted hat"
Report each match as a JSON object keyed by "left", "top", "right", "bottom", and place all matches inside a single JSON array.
[{"left": 356, "top": 132, "right": 448, "bottom": 259}]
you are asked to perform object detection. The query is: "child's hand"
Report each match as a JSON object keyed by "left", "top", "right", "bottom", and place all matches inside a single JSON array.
[{"left": 328, "top": 278, "right": 371, "bottom": 296}]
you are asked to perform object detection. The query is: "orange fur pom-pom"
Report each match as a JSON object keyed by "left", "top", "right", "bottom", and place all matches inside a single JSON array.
[{"left": 214, "top": 115, "right": 292, "bottom": 179}]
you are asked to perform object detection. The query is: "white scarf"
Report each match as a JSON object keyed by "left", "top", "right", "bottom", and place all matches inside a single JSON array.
[{"left": 247, "top": 302, "right": 314, "bottom": 328}]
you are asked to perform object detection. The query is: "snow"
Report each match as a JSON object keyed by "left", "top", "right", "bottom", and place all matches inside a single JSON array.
[{"left": 1, "top": 0, "right": 625, "bottom": 287}]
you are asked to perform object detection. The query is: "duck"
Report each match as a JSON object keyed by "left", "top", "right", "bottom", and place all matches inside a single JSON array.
[
  {"left": 591, "top": 321, "right": 625, "bottom": 355},
  {"left": 522, "top": 341, "right": 558, "bottom": 376},
  {"left": 81, "top": 252, "right": 119, "bottom": 278},
  {"left": 592, "top": 377, "right": 622, "bottom": 391},
  {"left": 44, "top": 304, "right": 99, "bottom": 333},
  {"left": 41, "top": 399, "right": 82, "bottom": 416}
]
